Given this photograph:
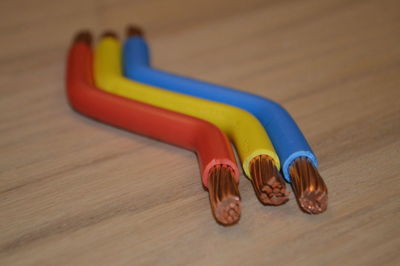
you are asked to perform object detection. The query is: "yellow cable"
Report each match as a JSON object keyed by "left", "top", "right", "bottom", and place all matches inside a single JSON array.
[{"left": 94, "top": 37, "right": 280, "bottom": 177}]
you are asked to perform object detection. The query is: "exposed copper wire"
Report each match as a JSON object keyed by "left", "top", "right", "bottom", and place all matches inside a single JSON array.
[
  {"left": 249, "top": 155, "right": 289, "bottom": 206},
  {"left": 74, "top": 31, "right": 92, "bottom": 45},
  {"left": 126, "top": 25, "right": 144, "bottom": 38},
  {"left": 101, "top": 31, "right": 118, "bottom": 39},
  {"left": 208, "top": 165, "right": 241, "bottom": 226},
  {"left": 289, "top": 157, "right": 328, "bottom": 214}
]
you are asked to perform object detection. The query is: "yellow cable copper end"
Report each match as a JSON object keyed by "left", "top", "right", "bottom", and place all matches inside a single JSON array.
[
  {"left": 250, "top": 155, "right": 289, "bottom": 206},
  {"left": 101, "top": 31, "right": 118, "bottom": 39},
  {"left": 208, "top": 165, "right": 241, "bottom": 226},
  {"left": 289, "top": 157, "right": 328, "bottom": 214}
]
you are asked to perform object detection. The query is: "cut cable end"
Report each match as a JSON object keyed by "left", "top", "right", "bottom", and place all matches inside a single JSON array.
[
  {"left": 215, "top": 197, "right": 241, "bottom": 226},
  {"left": 298, "top": 191, "right": 328, "bottom": 214},
  {"left": 101, "top": 30, "right": 118, "bottom": 39},
  {"left": 126, "top": 25, "right": 144, "bottom": 38},
  {"left": 289, "top": 157, "right": 328, "bottom": 214},
  {"left": 250, "top": 155, "right": 289, "bottom": 206},
  {"left": 73, "top": 31, "right": 92, "bottom": 45},
  {"left": 208, "top": 165, "right": 241, "bottom": 226}
]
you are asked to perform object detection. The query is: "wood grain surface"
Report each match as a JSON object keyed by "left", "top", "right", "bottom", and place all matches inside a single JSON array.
[{"left": 1, "top": 0, "right": 399, "bottom": 265}]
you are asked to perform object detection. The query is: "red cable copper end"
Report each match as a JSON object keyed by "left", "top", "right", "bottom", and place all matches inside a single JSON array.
[
  {"left": 250, "top": 155, "right": 289, "bottom": 206},
  {"left": 73, "top": 31, "right": 92, "bottom": 45},
  {"left": 208, "top": 165, "right": 241, "bottom": 226},
  {"left": 289, "top": 157, "right": 328, "bottom": 214},
  {"left": 101, "top": 31, "right": 118, "bottom": 39},
  {"left": 126, "top": 25, "right": 144, "bottom": 38}
]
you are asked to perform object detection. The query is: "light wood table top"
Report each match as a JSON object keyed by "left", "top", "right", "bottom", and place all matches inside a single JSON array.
[{"left": 1, "top": 0, "right": 399, "bottom": 265}]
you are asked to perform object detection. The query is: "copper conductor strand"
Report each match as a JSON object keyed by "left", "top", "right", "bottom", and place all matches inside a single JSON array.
[
  {"left": 208, "top": 165, "right": 241, "bottom": 226},
  {"left": 101, "top": 31, "right": 118, "bottom": 39},
  {"left": 126, "top": 25, "right": 144, "bottom": 37},
  {"left": 74, "top": 31, "right": 92, "bottom": 45},
  {"left": 249, "top": 155, "right": 289, "bottom": 205},
  {"left": 289, "top": 157, "right": 328, "bottom": 214}
]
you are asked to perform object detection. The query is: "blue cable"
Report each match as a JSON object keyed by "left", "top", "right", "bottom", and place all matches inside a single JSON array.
[{"left": 123, "top": 36, "right": 318, "bottom": 182}]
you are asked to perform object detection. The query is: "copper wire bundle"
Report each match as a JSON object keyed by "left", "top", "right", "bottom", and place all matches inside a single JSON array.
[
  {"left": 289, "top": 157, "right": 328, "bottom": 214},
  {"left": 250, "top": 155, "right": 289, "bottom": 205},
  {"left": 208, "top": 165, "right": 241, "bottom": 225}
]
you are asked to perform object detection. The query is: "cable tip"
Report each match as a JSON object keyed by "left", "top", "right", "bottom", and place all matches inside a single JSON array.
[
  {"left": 126, "top": 25, "right": 144, "bottom": 37},
  {"left": 73, "top": 31, "right": 92, "bottom": 45},
  {"left": 250, "top": 155, "right": 289, "bottom": 206},
  {"left": 101, "top": 31, "right": 118, "bottom": 39},
  {"left": 208, "top": 165, "right": 241, "bottom": 226},
  {"left": 289, "top": 157, "right": 328, "bottom": 214},
  {"left": 215, "top": 197, "right": 241, "bottom": 226}
]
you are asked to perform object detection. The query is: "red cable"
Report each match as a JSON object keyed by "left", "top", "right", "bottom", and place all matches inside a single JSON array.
[{"left": 66, "top": 37, "right": 239, "bottom": 188}]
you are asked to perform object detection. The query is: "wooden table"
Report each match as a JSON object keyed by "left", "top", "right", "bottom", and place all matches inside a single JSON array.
[{"left": 1, "top": 0, "right": 399, "bottom": 265}]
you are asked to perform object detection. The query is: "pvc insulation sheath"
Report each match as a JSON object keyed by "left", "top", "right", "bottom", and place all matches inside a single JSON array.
[
  {"left": 66, "top": 41, "right": 240, "bottom": 187},
  {"left": 123, "top": 37, "right": 318, "bottom": 182},
  {"left": 94, "top": 37, "right": 280, "bottom": 178}
]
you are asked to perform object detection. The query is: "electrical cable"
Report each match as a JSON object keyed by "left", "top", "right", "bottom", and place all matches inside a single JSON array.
[
  {"left": 66, "top": 32, "right": 241, "bottom": 225},
  {"left": 123, "top": 26, "right": 327, "bottom": 213},
  {"left": 94, "top": 33, "right": 289, "bottom": 206}
]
